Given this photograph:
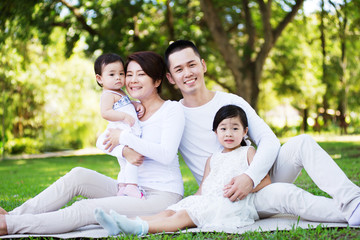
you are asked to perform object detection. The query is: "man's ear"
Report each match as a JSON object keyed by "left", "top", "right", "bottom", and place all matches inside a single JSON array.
[
  {"left": 166, "top": 72, "right": 175, "bottom": 85},
  {"left": 201, "top": 59, "right": 207, "bottom": 73}
]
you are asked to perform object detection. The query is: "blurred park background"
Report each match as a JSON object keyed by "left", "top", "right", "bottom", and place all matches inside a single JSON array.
[{"left": 1, "top": 0, "right": 360, "bottom": 158}]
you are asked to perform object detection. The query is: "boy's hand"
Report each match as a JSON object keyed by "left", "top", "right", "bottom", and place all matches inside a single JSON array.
[
  {"left": 135, "top": 104, "right": 145, "bottom": 119},
  {"left": 123, "top": 114, "right": 135, "bottom": 126}
]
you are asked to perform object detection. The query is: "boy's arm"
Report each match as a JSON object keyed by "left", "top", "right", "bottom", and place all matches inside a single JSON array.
[
  {"left": 100, "top": 92, "right": 135, "bottom": 126},
  {"left": 131, "top": 101, "right": 145, "bottom": 119},
  {"left": 194, "top": 156, "right": 211, "bottom": 196},
  {"left": 247, "top": 146, "right": 271, "bottom": 193}
]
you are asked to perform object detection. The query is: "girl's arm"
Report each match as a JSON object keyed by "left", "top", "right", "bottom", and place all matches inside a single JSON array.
[
  {"left": 246, "top": 146, "right": 271, "bottom": 193},
  {"left": 194, "top": 156, "right": 211, "bottom": 195},
  {"left": 100, "top": 92, "right": 135, "bottom": 126}
]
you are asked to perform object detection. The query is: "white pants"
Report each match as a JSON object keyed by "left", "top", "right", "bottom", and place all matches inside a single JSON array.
[
  {"left": 254, "top": 134, "right": 360, "bottom": 222},
  {"left": 96, "top": 130, "right": 138, "bottom": 184},
  {"left": 6, "top": 167, "right": 182, "bottom": 234}
]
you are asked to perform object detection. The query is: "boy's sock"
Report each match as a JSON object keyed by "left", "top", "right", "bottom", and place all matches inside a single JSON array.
[
  {"left": 348, "top": 203, "right": 360, "bottom": 226},
  {"left": 123, "top": 185, "right": 145, "bottom": 199},
  {"left": 110, "top": 210, "right": 149, "bottom": 236},
  {"left": 117, "top": 186, "right": 126, "bottom": 196},
  {"left": 94, "top": 208, "right": 121, "bottom": 236}
]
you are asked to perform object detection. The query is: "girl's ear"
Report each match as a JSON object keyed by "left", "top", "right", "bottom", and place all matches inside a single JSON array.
[{"left": 244, "top": 127, "right": 248, "bottom": 135}]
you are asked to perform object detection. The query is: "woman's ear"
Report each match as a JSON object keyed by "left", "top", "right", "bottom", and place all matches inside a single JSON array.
[{"left": 155, "top": 79, "right": 162, "bottom": 88}]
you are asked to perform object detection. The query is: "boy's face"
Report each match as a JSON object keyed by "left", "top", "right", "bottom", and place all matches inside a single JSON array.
[
  {"left": 166, "top": 48, "right": 207, "bottom": 96},
  {"left": 96, "top": 61, "right": 125, "bottom": 91}
]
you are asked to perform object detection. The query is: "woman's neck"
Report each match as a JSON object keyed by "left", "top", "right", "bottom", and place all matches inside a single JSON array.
[{"left": 139, "top": 93, "right": 164, "bottom": 121}]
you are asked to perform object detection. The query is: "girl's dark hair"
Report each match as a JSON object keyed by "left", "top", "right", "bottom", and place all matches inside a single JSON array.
[
  {"left": 212, "top": 104, "right": 248, "bottom": 146},
  {"left": 94, "top": 53, "right": 124, "bottom": 87},
  {"left": 125, "top": 51, "right": 166, "bottom": 93}
]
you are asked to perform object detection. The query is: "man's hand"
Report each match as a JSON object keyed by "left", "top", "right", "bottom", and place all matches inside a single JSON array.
[
  {"left": 123, "top": 146, "right": 144, "bottom": 166},
  {"left": 223, "top": 173, "right": 254, "bottom": 202},
  {"left": 104, "top": 128, "right": 122, "bottom": 152}
]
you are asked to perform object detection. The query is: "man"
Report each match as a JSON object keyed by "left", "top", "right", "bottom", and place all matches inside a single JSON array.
[{"left": 164, "top": 39, "right": 360, "bottom": 225}]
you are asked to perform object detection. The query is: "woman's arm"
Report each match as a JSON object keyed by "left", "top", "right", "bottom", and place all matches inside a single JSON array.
[
  {"left": 122, "top": 146, "right": 144, "bottom": 166},
  {"left": 119, "top": 102, "right": 185, "bottom": 165},
  {"left": 194, "top": 156, "right": 211, "bottom": 196}
]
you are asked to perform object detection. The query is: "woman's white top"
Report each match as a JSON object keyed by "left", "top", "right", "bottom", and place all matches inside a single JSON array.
[{"left": 119, "top": 100, "right": 185, "bottom": 196}]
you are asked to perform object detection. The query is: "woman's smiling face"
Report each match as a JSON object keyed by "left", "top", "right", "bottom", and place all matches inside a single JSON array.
[{"left": 125, "top": 61, "right": 160, "bottom": 101}]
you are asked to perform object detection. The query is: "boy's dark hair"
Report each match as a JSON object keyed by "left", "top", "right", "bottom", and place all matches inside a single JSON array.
[
  {"left": 125, "top": 51, "right": 166, "bottom": 94},
  {"left": 212, "top": 104, "right": 249, "bottom": 146},
  {"left": 164, "top": 40, "right": 201, "bottom": 69},
  {"left": 94, "top": 53, "right": 124, "bottom": 87}
]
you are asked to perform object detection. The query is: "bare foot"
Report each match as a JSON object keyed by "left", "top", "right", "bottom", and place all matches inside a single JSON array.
[
  {"left": 0, "top": 207, "right": 8, "bottom": 215},
  {"left": 0, "top": 214, "right": 8, "bottom": 235}
]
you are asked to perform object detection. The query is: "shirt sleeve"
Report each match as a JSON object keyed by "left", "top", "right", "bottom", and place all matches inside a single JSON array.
[
  {"left": 119, "top": 102, "right": 185, "bottom": 165},
  {"left": 230, "top": 94, "right": 280, "bottom": 187}
]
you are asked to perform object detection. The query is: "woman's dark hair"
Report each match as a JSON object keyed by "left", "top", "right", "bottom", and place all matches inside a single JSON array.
[
  {"left": 94, "top": 53, "right": 124, "bottom": 87},
  {"left": 125, "top": 51, "right": 166, "bottom": 94},
  {"left": 212, "top": 104, "right": 248, "bottom": 146}
]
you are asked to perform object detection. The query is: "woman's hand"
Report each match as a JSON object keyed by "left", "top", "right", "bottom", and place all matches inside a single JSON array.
[
  {"left": 123, "top": 146, "right": 144, "bottom": 166},
  {"left": 104, "top": 128, "right": 122, "bottom": 152}
]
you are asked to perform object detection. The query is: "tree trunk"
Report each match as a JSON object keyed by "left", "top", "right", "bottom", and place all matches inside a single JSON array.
[{"left": 199, "top": 0, "right": 304, "bottom": 110}]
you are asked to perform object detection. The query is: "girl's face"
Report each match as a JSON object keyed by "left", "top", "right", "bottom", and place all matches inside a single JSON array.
[
  {"left": 125, "top": 61, "right": 160, "bottom": 101},
  {"left": 215, "top": 116, "right": 248, "bottom": 153},
  {"left": 96, "top": 61, "right": 125, "bottom": 91}
]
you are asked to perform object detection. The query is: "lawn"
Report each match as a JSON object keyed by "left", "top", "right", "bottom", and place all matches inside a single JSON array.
[{"left": 0, "top": 138, "right": 360, "bottom": 239}]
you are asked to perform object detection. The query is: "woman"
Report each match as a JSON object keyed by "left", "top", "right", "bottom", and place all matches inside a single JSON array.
[{"left": 0, "top": 51, "right": 185, "bottom": 235}]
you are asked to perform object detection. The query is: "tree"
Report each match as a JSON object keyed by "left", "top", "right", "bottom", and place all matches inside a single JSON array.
[{"left": 199, "top": 0, "right": 305, "bottom": 108}]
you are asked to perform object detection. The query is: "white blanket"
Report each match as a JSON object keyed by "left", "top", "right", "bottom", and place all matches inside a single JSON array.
[{"left": 0, "top": 214, "right": 356, "bottom": 239}]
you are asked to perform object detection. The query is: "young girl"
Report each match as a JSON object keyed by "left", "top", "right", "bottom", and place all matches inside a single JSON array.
[
  {"left": 94, "top": 104, "right": 271, "bottom": 235},
  {"left": 95, "top": 53, "right": 145, "bottom": 199}
]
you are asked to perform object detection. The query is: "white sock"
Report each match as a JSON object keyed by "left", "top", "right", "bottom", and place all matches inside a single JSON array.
[
  {"left": 348, "top": 202, "right": 360, "bottom": 226},
  {"left": 110, "top": 210, "right": 149, "bottom": 236},
  {"left": 94, "top": 208, "right": 121, "bottom": 236}
]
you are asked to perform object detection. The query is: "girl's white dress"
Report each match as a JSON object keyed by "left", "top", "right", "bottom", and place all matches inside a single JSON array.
[{"left": 168, "top": 146, "right": 259, "bottom": 231}]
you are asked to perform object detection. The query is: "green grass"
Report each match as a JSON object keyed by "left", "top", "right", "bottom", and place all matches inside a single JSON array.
[{"left": 1, "top": 140, "right": 360, "bottom": 239}]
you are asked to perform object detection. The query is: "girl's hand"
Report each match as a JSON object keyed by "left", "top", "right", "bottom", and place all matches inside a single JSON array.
[
  {"left": 104, "top": 128, "right": 122, "bottom": 152},
  {"left": 223, "top": 173, "right": 254, "bottom": 201},
  {"left": 123, "top": 146, "right": 144, "bottom": 166}
]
